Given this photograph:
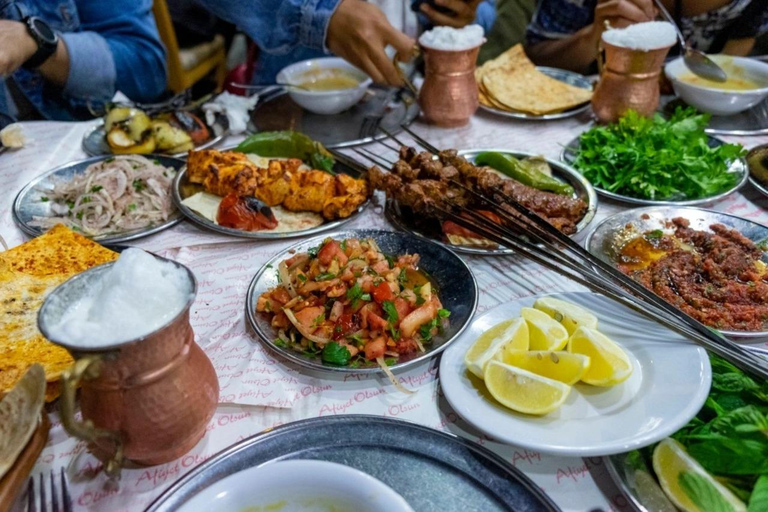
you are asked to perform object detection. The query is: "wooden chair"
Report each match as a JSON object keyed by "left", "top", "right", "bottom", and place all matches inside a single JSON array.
[{"left": 152, "top": 0, "right": 228, "bottom": 93}]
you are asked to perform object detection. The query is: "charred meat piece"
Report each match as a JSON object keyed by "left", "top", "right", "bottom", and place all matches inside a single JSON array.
[
  {"left": 392, "top": 160, "right": 420, "bottom": 181},
  {"left": 367, "top": 166, "right": 403, "bottom": 193}
]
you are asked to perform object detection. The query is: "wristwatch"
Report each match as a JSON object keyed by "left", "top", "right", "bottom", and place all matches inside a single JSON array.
[{"left": 22, "top": 17, "right": 58, "bottom": 69}]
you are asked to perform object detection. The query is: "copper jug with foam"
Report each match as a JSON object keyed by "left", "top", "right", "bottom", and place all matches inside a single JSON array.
[
  {"left": 592, "top": 38, "right": 673, "bottom": 123},
  {"left": 38, "top": 256, "right": 218, "bottom": 477},
  {"left": 419, "top": 43, "right": 481, "bottom": 127}
]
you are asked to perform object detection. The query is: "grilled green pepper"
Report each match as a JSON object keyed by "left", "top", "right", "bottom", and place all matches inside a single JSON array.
[
  {"left": 473, "top": 151, "right": 574, "bottom": 195},
  {"left": 235, "top": 131, "right": 335, "bottom": 173}
]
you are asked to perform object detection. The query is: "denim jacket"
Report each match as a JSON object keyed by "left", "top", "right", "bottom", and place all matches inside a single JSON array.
[
  {"left": 0, "top": 0, "right": 166, "bottom": 120},
  {"left": 198, "top": 0, "right": 495, "bottom": 85}
]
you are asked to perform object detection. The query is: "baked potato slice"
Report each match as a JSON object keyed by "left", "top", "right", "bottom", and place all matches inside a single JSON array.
[{"left": 151, "top": 121, "right": 193, "bottom": 152}]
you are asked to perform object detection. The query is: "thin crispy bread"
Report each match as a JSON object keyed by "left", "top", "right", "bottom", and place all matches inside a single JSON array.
[
  {"left": 477, "top": 44, "right": 592, "bottom": 115},
  {"left": 0, "top": 226, "right": 117, "bottom": 400}
]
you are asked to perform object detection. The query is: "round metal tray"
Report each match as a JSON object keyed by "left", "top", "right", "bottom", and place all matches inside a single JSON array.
[
  {"left": 585, "top": 205, "right": 768, "bottom": 342},
  {"left": 561, "top": 134, "right": 749, "bottom": 206},
  {"left": 82, "top": 111, "right": 229, "bottom": 158},
  {"left": 245, "top": 229, "right": 478, "bottom": 374},
  {"left": 479, "top": 67, "right": 593, "bottom": 121},
  {"left": 172, "top": 157, "right": 370, "bottom": 240},
  {"left": 250, "top": 86, "right": 419, "bottom": 149},
  {"left": 145, "top": 415, "right": 559, "bottom": 512},
  {"left": 386, "top": 149, "right": 598, "bottom": 256},
  {"left": 13, "top": 155, "right": 185, "bottom": 244}
]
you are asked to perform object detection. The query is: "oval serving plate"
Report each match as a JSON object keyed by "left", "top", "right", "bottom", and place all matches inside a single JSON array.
[
  {"left": 440, "top": 291, "right": 711, "bottom": 457},
  {"left": 82, "top": 111, "right": 229, "bottom": 159},
  {"left": 13, "top": 155, "right": 185, "bottom": 245},
  {"left": 479, "top": 66, "right": 593, "bottom": 121},
  {"left": 172, "top": 154, "right": 370, "bottom": 240},
  {"left": 245, "top": 229, "right": 477, "bottom": 374},
  {"left": 146, "top": 415, "right": 558, "bottom": 512},
  {"left": 385, "top": 149, "right": 598, "bottom": 256},
  {"left": 561, "top": 134, "right": 749, "bottom": 206},
  {"left": 586, "top": 206, "right": 768, "bottom": 342}
]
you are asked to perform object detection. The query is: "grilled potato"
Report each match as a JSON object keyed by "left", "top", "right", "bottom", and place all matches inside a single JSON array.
[
  {"left": 107, "top": 128, "right": 157, "bottom": 154},
  {"left": 151, "top": 121, "right": 193, "bottom": 153}
]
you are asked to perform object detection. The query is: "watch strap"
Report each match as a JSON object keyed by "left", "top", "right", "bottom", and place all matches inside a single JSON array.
[{"left": 22, "top": 17, "right": 58, "bottom": 69}]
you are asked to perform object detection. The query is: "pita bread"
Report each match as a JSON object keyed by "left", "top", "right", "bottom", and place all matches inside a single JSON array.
[
  {"left": 0, "top": 226, "right": 117, "bottom": 400},
  {"left": 477, "top": 44, "right": 593, "bottom": 115},
  {"left": 0, "top": 364, "right": 45, "bottom": 479}
]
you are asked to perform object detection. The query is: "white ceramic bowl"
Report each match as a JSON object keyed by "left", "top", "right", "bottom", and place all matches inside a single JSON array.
[
  {"left": 665, "top": 56, "right": 768, "bottom": 116},
  {"left": 277, "top": 57, "right": 372, "bottom": 115},
  {"left": 177, "top": 459, "right": 414, "bottom": 512}
]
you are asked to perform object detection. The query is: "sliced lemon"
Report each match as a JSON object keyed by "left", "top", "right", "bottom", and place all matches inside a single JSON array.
[
  {"left": 652, "top": 438, "right": 746, "bottom": 512},
  {"left": 464, "top": 318, "right": 528, "bottom": 379},
  {"left": 521, "top": 307, "right": 568, "bottom": 351},
  {"left": 501, "top": 350, "right": 591, "bottom": 386},
  {"left": 484, "top": 361, "right": 571, "bottom": 415},
  {"left": 533, "top": 297, "right": 598, "bottom": 335},
  {"left": 567, "top": 326, "right": 632, "bottom": 386}
]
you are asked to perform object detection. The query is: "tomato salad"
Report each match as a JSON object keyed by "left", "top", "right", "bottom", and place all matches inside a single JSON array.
[{"left": 256, "top": 237, "right": 450, "bottom": 370}]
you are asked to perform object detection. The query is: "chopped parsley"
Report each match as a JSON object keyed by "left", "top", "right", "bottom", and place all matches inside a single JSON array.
[
  {"left": 81, "top": 196, "right": 91, "bottom": 204},
  {"left": 90, "top": 185, "right": 103, "bottom": 193},
  {"left": 645, "top": 229, "right": 664, "bottom": 240},
  {"left": 321, "top": 342, "right": 352, "bottom": 366},
  {"left": 105, "top": 157, "right": 115, "bottom": 163},
  {"left": 127, "top": 203, "right": 137, "bottom": 211},
  {"left": 384, "top": 357, "right": 397, "bottom": 366},
  {"left": 307, "top": 243, "right": 321, "bottom": 259},
  {"left": 40, "top": 196, "right": 49, "bottom": 202},
  {"left": 419, "top": 320, "right": 438, "bottom": 341},
  {"left": 346, "top": 283, "right": 364, "bottom": 307},
  {"left": 382, "top": 300, "right": 399, "bottom": 325},
  {"left": 438, "top": 308, "right": 451, "bottom": 318},
  {"left": 340, "top": 239, "right": 347, "bottom": 251},
  {"left": 274, "top": 338, "right": 288, "bottom": 348},
  {"left": 297, "top": 273, "right": 307, "bottom": 282},
  {"left": 132, "top": 179, "right": 146, "bottom": 192},
  {"left": 312, "top": 313, "right": 326, "bottom": 328},
  {"left": 76, "top": 211, "right": 84, "bottom": 220},
  {"left": 361, "top": 293, "right": 371, "bottom": 301},
  {"left": 385, "top": 255, "right": 395, "bottom": 269},
  {"left": 398, "top": 268, "right": 408, "bottom": 289},
  {"left": 66, "top": 200, "right": 75, "bottom": 209},
  {"left": 413, "top": 284, "right": 426, "bottom": 306},
  {"left": 315, "top": 272, "right": 336, "bottom": 281}
]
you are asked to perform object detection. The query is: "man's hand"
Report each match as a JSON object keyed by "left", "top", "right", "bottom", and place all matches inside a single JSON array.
[
  {"left": 594, "top": 0, "right": 656, "bottom": 31},
  {"left": 420, "top": 0, "right": 482, "bottom": 28},
  {"left": 0, "top": 20, "right": 38, "bottom": 76},
  {"left": 327, "top": 0, "right": 415, "bottom": 86}
]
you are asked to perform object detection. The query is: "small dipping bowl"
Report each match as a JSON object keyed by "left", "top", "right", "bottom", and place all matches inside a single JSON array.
[
  {"left": 665, "top": 56, "right": 768, "bottom": 115},
  {"left": 277, "top": 57, "right": 372, "bottom": 115}
]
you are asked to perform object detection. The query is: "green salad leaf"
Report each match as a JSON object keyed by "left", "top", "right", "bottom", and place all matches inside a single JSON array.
[
  {"left": 321, "top": 341, "right": 351, "bottom": 366},
  {"left": 573, "top": 108, "right": 746, "bottom": 201}
]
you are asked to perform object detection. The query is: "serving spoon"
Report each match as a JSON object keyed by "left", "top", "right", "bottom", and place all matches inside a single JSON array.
[{"left": 652, "top": 0, "right": 727, "bottom": 82}]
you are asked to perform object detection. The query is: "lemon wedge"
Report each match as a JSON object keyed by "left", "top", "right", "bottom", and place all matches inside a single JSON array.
[
  {"left": 567, "top": 326, "right": 632, "bottom": 386},
  {"left": 501, "top": 350, "right": 591, "bottom": 386},
  {"left": 533, "top": 297, "right": 598, "bottom": 335},
  {"left": 652, "top": 438, "right": 746, "bottom": 512},
  {"left": 484, "top": 361, "right": 571, "bottom": 415},
  {"left": 521, "top": 307, "right": 568, "bottom": 351},
  {"left": 464, "top": 318, "right": 528, "bottom": 379}
]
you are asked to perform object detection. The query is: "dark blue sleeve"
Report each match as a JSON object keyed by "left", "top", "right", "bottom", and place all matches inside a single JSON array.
[{"left": 526, "top": 0, "right": 596, "bottom": 45}]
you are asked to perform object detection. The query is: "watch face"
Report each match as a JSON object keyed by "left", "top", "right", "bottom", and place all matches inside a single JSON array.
[{"left": 31, "top": 18, "right": 56, "bottom": 44}]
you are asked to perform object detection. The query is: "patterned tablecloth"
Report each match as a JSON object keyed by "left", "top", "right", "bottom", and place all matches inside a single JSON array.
[{"left": 1, "top": 109, "right": 767, "bottom": 512}]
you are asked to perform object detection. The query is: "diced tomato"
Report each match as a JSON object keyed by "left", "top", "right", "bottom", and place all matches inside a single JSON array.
[
  {"left": 271, "top": 287, "right": 292, "bottom": 305},
  {"left": 333, "top": 313, "right": 360, "bottom": 340},
  {"left": 271, "top": 312, "right": 289, "bottom": 329},
  {"left": 364, "top": 336, "right": 387, "bottom": 360},
  {"left": 371, "top": 260, "right": 390, "bottom": 274},
  {"left": 393, "top": 297, "right": 412, "bottom": 320},
  {"left": 395, "top": 337, "right": 419, "bottom": 354},
  {"left": 367, "top": 312, "right": 388, "bottom": 332},
  {"left": 318, "top": 240, "right": 348, "bottom": 266},
  {"left": 293, "top": 306, "right": 325, "bottom": 332},
  {"left": 372, "top": 280, "right": 394, "bottom": 303}
]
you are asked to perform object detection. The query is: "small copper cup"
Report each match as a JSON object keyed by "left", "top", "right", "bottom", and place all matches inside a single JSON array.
[
  {"left": 592, "top": 40, "right": 673, "bottom": 123},
  {"left": 419, "top": 44, "right": 481, "bottom": 127},
  {"left": 38, "top": 256, "right": 218, "bottom": 478}
]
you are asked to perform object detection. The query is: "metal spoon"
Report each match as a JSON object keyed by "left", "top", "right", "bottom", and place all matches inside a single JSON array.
[{"left": 653, "top": 0, "right": 727, "bottom": 82}]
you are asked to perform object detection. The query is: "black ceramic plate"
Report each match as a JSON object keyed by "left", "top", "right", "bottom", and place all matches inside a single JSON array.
[
  {"left": 145, "top": 415, "right": 559, "bottom": 512},
  {"left": 245, "top": 229, "right": 478, "bottom": 373}
]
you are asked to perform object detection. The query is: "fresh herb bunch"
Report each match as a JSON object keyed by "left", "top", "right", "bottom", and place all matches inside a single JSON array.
[{"left": 573, "top": 108, "right": 746, "bottom": 201}]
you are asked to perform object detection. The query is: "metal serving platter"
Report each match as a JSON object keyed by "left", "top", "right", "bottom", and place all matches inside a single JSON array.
[
  {"left": 146, "top": 415, "right": 558, "bottom": 512},
  {"left": 586, "top": 206, "right": 768, "bottom": 342},
  {"left": 13, "top": 155, "right": 185, "bottom": 244},
  {"left": 479, "top": 67, "right": 593, "bottom": 121},
  {"left": 245, "top": 229, "right": 477, "bottom": 374},
  {"left": 172, "top": 156, "right": 370, "bottom": 240},
  {"left": 664, "top": 97, "right": 768, "bottom": 136},
  {"left": 250, "top": 86, "right": 419, "bottom": 149},
  {"left": 386, "top": 149, "right": 598, "bottom": 256},
  {"left": 82, "top": 111, "right": 229, "bottom": 158},
  {"left": 561, "top": 134, "right": 749, "bottom": 206}
]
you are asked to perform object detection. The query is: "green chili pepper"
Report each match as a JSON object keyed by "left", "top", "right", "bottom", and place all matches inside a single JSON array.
[
  {"left": 473, "top": 152, "right": 574, "bottom": 195},
  {"left": 235, "top": 131, "right": 336, "bottom": 173}
]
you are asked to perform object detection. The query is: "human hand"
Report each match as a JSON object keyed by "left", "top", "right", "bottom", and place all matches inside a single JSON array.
[
  {"left": 594, "top": 0, "right": 657, "bottom": 31},
  {"left": 0, "top": 20, "right": 38, "bottom": 76},
  {"left": 419, "top": 0, "right": 482, "bottom": 28},
  {"left": 327, "top": 0, "right": 416, "bottom": 86}
]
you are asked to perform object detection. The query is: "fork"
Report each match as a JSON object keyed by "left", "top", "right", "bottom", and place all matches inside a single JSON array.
[{"left": 27, "top": 469, "right": 72, "bottom": 512}]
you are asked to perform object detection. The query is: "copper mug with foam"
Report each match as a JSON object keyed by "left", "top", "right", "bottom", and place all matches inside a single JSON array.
[
  {"left": 418, "top": 43, "right": 481, "bottom": 127},
  {"left": 591, "top": 39, "right": 673, "bottom": 123},
  {"left": 38, "top": 256, "right": 218, "bottom": 477}
]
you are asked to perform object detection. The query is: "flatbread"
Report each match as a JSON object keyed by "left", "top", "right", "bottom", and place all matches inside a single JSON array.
[
  {"left": 0, "top": 226, "right": 117, "bottom": 400},
  {"left": 477, "top": 44, "right": 593, "bottom": 116},
  {"left": 0, "top": 364, "right": 45, "bottom": 479}
]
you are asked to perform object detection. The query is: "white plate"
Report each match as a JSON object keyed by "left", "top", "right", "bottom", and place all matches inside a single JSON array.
[
  {"left": 439, "top": 291, "right": 711, "bottom": 457},
  {"left": 178, "top": 459, "right": 414, "bottom": 512}
]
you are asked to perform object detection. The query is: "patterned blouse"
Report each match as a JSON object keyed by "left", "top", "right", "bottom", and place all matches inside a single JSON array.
[{"left": 526, "top": 0, "right": 768, "bottom": 53}]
